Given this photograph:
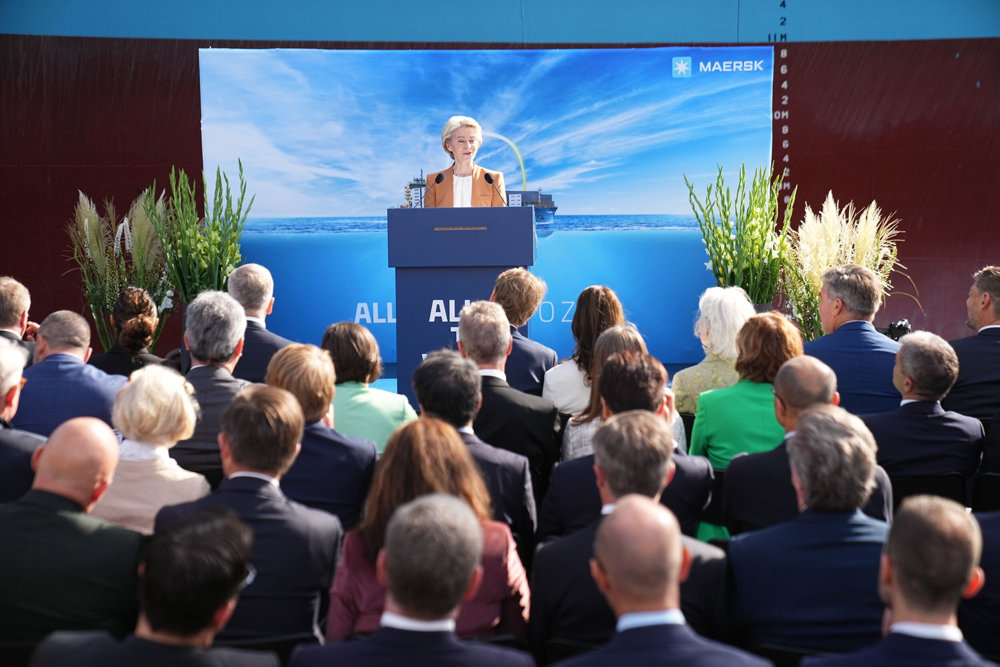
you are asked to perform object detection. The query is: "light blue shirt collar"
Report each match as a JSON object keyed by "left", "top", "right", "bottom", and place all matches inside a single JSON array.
[
  {"left": 890, "top": 622, "right": 963, "bottom": 642},
  {"left": 617, "top": 609, "right": 685, "bottom": 632},
  {"left": 381, "top": 611, "right": 456, "bottom": 633}
]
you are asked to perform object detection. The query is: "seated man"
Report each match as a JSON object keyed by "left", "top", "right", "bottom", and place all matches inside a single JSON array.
[
  {"left": 157, "top": 385, "right": 343, "bottom": 642},
  {"left": 490, "top": 268, "right": 558, "bottom": 396},
  {"left": 229, "top": 263, "right": 295, "bottom": 383},
  {"left": 863, "top": 331, "right": 984, "bottom": 480},
  {"left": 960, "top": 509, "right": 1000, "bottom": 659},
  {"left": 557, "top": 495, "right": 767, "bottom": 666},
  {"left": 805, "top": 496, "right": 991, "bottom": 666},
  {"left": 290, "top": 494, "right": 533, "bottom": 667},
  {"left": 729, "top": 404, "right": 888, "bottom": 653},
  {"left": 0, "top": 276, "right": 36, "bottom": 366},
  {"left": 943, "top": 265, "right": 1000, "bottom": 421},
  {"left": 31, "top": 507, "right": 279, "bottom": 667},
  {"left": 0, "top": 338, "right": 45, "bottom": 502}
]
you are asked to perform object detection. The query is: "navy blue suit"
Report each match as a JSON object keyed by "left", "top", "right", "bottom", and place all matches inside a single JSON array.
[
  {"left": 863, "top": 401, "right": 985, "bottom": 478},
  {"left": 30, "top": 631, "right": 280, "bottom": 667},
  {"left": 289, "top": 627, "right": 534, "bottom": 667},
  {"left": 0, "top": 419, "right": 44, "bottom": 502},
  {"left": 728, "top": 509, "right": 888, "bottom": 652},
  {"left": 802, "top": 632, "right": 995, "bottom": 666},
  {"left": 961, "top": 511, "right": 1000, "bottom": 659},
  {"left": 556, "top": 623, "right": 769, "bottom": 667},
  {"left": 280, "top": 420, "right": 377, "bottom": 531},
  {"left": 506, "top": 326, "right": 558, "bottom": 397},
  {"left": 232, "top": 320, "right": 295, "bottom": 384},
  {"left": 12, "top": 353, "right": 126, "bottom": 436},
  {"left": 944, "top": 328, "right": 1000, "bottom": 421},
  {"left": 155, "top": 476, "right": 342, "bottom": 641},
  {"left": 803, "top": 321, "right": 901, "bottom": 415}
]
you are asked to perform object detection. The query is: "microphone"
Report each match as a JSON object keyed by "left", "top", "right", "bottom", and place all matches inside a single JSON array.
[
  {"left": 483, "top": 172, "right": 508, "bottom": 206},
  {"left": 423, "top": 172, "right": 445, "bottom": 207}
]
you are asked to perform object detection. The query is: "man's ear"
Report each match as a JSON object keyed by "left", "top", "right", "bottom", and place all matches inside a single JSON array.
[
  {"left": 265, "top": 297, "right": 275, "bottom": 315},
  {"left": 83, "top": 347, "right": 93, "bottom": 363},
  {"left": 600, "top": 397, "right": 612, "bottom": 420},
  {"left": 463, "top": 564, "right": 484, "bottom": 602},
  {"left": 30, "top": 445, "right": 44, "bottom": 472},
  {"left": 678, "top": 545, "right": 693, "bottom": 583},
  {"left": 376, "top": 549, "right": 389, "bottom": 587},
  {"left": 590, "top": 557, "right": 611, "bottom": 596},
  {"left": 457, "top": 341, "right": 467, "bottom": 358},
  {"left": 664, "top": 460, "right": 677, "bottom": 489},
  {"left": 212, "top": 598, "right": 238, "bottom": 632},
  {"left": 831, "top": 391, "right": 841, "bottom": 407},
  {"left": 963, "top": 567, "right": 986, "bottom": 600},
  {"left": 3, "top": 384, "right": 18, "bottom": 410}
]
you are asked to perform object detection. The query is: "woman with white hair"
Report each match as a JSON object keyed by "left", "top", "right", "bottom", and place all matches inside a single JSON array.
[
  {"left": 424, "top": 115, "right": 506, "bottom": 207},
  {"left": 91, "top": 364, "right": 209, "bottom": 534},
  {"left": 672, "top": 286, "right": 756, "bottom": 414}
]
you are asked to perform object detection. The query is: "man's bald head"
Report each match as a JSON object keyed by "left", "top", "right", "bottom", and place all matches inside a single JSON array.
[
  {"left": 32, "top": 417, "right": 119, "bottom": 511},
  {"left": 773, "top": 356, "right": 838, "bottom": 431}
]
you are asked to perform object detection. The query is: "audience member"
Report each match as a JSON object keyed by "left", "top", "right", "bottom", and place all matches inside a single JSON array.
[
  {"left": 294, "top": 494, "right": 533, "bottom": 667},
  {"left": 0, "top": 418, "right": 142, "bottom": 647},
  {"left": 92, "top": 365, "right": 209, "bottom": 534},
  {"left": 322, "top": 321, "right": 416, "bottom": 453},
  {"left": 960, "top": 510, "right": 1000, "bottom": 659},
  {"left": 805, "top": 496, "right": 992, "bottom": 666},
  {"left": 229, "top": 263, "right": 295, "bottom": 383},
  {"left": 530, "top": 411, "right": 728, "bottom": 656},
  {"left": 724, "top": 356, "right": 893, "bottom": 536},
  {"left": 461, "top": 300, "right": 561, "bottom": 506},
  {"left": 88, "top": 286, "right": 164, "bottom": 376},
  {"left": 863, "top": 331, "right": 984, "bottom": 480},
  {"left": 803, "top": 263, "right": 901, "bottom": 414},
  {"left": 0, "top": 338, "right": 44, "bottom": 502},
  {"left": 543, "top": 285, "right": 625, "bottom": 414},
  {"left": 156, "top": 385, "right": 342, "bottom": 642},
  {"left": 0, "top": 276, "right": 36, "bottom": 366},
  {"left": 265, "top": 343, "right": 377, "bottom": 529},
  {"left": 30, "top": 507, "right": 279, "bottom": 667},
  {"left": 413, "top": 349, "right": 537, "bottom": 570},
  {"left": 13, "top": 310, "right": 126, "bottom": 436},
  {"left": 538, "top": 350, "right": 713, "bottom": 541},
  {"left": 490, "top": 267, "right": 558, "bottom": 396},
  {"left": 556, "top": 495, "right": 768, "bottom": 667},
  {"left": 326, "top": 418, "right": 529, "bottom": 641},
  {"left": 728, "top": 404, "right": 888, "bottom": 653},
  {"left": 943, "top": 265, "right": 1000, "bottom": 421},
  {"left": 172, "top": 290, "right": 250, "bottom": 489},
  {"left": 673, "top": 286, "right": 755, "bottom": 414}
]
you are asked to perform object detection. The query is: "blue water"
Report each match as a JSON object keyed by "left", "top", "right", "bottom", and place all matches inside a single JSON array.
[{"left": 246, "top": 213, "right": 699, "bottom": 234}]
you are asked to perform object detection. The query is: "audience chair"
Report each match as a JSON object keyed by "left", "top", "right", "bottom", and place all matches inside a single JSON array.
[
  {"left": 214, "top": 631, "right": 318, "bottom": 666},
  {"left": 753, "top": 643, "right": 824, "bottom": 667},
  {"left": 889, "top": 473, "right": 966, "bottom": 511},
  {"left": 679, "top": 412, "right": 696, "bottom": 451},
  {"left": 973, "top": 473, "right": 1000, "bottom": 512}
]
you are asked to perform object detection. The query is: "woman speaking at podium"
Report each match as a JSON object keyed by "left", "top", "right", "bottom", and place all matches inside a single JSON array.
[{"left": 425, "top": 115, "right": 507, "bottom": 207}]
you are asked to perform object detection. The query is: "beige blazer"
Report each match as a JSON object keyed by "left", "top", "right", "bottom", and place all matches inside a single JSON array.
[{"left": 425, "top": 163, "right": 507, "bottom": 207}]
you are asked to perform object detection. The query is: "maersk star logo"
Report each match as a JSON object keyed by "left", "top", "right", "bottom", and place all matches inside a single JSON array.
[{"left": 672, "top": 57, "right": 692, "bottom": 78}]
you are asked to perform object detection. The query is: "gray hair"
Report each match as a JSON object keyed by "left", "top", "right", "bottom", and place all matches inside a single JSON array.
[
  {"left": 0, "top": 277, "right": 30, "bottom": 329},
  {"left": 973, "top": 266, "right": 1000, "bottom": 319},
  {"left": 0, "top": 338, "right": 26, "bottom": 394},
  {"left": 773, "top": 355, "right": 837, "bottom": 413},
  {"left": 458, "top": 301, "right": 511, "bottom": 365},
  {"left": 789, "top": 404, "right": 877, "bottom": 512},
  {"left": 185, "top": 291, "right": 246, "bottom": 363},
  {"left": 384, "top": 493, "right": 484, "bottom": 618},
  {"left": 821, "top": 264, "right": 882, "bottom": 317},
  {"left": 694, "top": 286, "right": 755, "bottom": 363},
  {"left": 38, "top": 310, "right": 90, "bottom": 351},
  {"left": 592, "top": 410, "right": 674, "bottom": 500},
  {"left": 227, "top": 263, "right": 274, "bottom": 313},
  {"left": 897, "top": 331, "right": 959, "bottom": 401}
]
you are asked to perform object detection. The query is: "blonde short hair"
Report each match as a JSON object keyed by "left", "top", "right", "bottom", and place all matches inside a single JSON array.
[
  {"left": 441, "top": 116, "right": 482, "bottom": 157},
  {"left": 265, "top": 343, "right": 336, "bottom": 422},
  {"left": 113, "top": 365, "right": 198, "bottom": 445}
]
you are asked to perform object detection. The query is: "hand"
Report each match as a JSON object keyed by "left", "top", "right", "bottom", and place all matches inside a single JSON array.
[{"left": 23, "top": 321, "right": 39, "bottom": 342}]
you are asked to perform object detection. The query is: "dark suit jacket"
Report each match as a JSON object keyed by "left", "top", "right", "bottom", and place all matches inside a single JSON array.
[
  {"left": 863, "top": 400, "right": 985, "bottom": 478},
  {"left": 232, "top": 320, "right": 295, "bottom": 384},
  {"left": 88, "top": 344, "right": 164, "bottom": 377},
  {"left": 156, "top": 476, "right": 342, "bottom": 641},
  {"left": 30, "top": 631, "right": 280, "bottom": 667},
  {"left": 0, "top": 490, "right": 142, "bottom": 643},
  {"left": 12, "top": 353, "right": 127, "bottom": 437},
  {"left": 803, "top": 321, "right": 901, "bottom": 415},
  {"left": 280, "top": 420, "right": 378, "bottom": 530},
  {"left": 944, "top": 327, "right": 1000, "bottom": 421},
  {"left": 460, "top": 430, "right": 537, "bottom": 570},
  {"left": 171, "top": 366, "right": 252, "bottom": 481},
  {"left": 557, "top": 623, "right": 769, "bottom": 667},
  {"left": 0, "top": 329, "right": 34, "bottom": 367},
  {"left": 474, "top": 374, "right": 561, "bottom": 507},
  {"left": 802, "top": 632, "right": 995, "bottom": 666},
  {"left": 506, "top": 327, "right": 558, "bottom": 397},
  {"left": 728, "top": 509, "right": 888, "bottom": 652},
  {"left": 960, "top": 510, "right": 1000, "bottom": 659},
  {"left": 723, "top": 440, "right": 894, "bottom": 536},
  {"left": 983, "top": 411, "right": 1000, "bottom": 474},
  {"left": 0, "top": 420, "right": 44, "bottom": 502},
  {"left": 536, "top": 452, "right": 713, "bottom": 542},
  {"left": 290, "top": 626, "right": 534, "bottom": 667}
]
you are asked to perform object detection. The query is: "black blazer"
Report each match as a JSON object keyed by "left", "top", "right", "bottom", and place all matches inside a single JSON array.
[
  {"left": 156, "top": 476, "right": 342, "bottom": 642},
  {"left": 232, "top": 320, "right": 295, "bottom": 384},
  {"left": 506, "top": 326, "right": 558, "bottom": 397},
  {"left": 0, "top": 420, "right": 44, "bottom": 502},
  {"left": 944, "top": 328, "right": 1000, "bottom": 421},
  {"left": 800, "top": 632, "right": 994, "bottom": 666},
  {"left": 172, "top": 366, "right": 252, "bottom": 481},
  {"left": 960, "top": 510, "right": 1000, "bottom": 658},
  {"left": 0, "top": 329, "right": 34, "bottom": 367},
  {"left": 88, "top": 344, "right": 164, "bottom": 377},
  {"left": 30, "top": 631, "right": 280, "bottom": 667},
  {"left": 473, "top": 374, "right": 561, "bottom": 507}
]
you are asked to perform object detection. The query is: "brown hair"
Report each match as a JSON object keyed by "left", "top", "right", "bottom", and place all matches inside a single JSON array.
[
  {"left": 220, "top": 385, "right": 304, "bottom": 476},
  {"left": 358, "top": 418, "right": 491, "bottom": 562},
  {"left": 734, "top": 311, "right": 803, "bottom": 384},
  {"left": 493, "top": 268, "right": 546, "bottom": 327},
  {"left": 265, "top": 344, "right": 335, "bottom": 422},
  {"left": 571, "top": 285, "right": 625, "bottom": 381},
  {"left": 321, "top": 322, "right": 381, "bottom": 384},
  {"left": 113, "top": 287, "right": 157, "bottom": 354},
  {"left": 573, "top": 325, "right": 648, "bottom": 425}
]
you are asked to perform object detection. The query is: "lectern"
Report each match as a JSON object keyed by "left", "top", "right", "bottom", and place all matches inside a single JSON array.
[{"left": 387, "top": 206, "right": 536, "bottom": 407}]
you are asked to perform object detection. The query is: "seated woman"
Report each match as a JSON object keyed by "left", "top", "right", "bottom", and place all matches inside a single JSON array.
[
  {"left": 91, "top": 365, "right": 209, "bottom": 534},
  {"left": 326, "top": 418, "right": 529, "bottom": 642},
  {"left": 672, "top": 286, "right": 755, "bottom": 414},
  {"left": 322, "top": 322, "right": 417, "bottom": 453},
  {"left": 543, "top": 285, "right": 625, "bottom": 415},
  {"left": 89, "top": 286, "right": 163, "bottom": 376}
]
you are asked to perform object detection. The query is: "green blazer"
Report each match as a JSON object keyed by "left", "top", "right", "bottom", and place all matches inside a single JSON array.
[
  {"left": 689, "top": 379, "right": 784, "bottom": 470},
  {"left": 332, "top": 382, "right": 418, "bottom": 453}
]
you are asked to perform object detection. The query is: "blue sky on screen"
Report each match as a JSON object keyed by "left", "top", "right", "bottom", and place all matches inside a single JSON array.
[{"left": 200, "top": 46, "right": 773, "bottom": 217}]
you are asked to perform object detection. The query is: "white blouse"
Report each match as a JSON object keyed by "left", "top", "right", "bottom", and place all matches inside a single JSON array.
[{"left": 453, "top": 174, "right": 473, "bottom": 207}]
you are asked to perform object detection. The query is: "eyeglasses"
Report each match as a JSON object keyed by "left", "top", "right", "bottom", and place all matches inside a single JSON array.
[
  {"left": 237, "top": 564, "right": 256, "bottom": 594},
  {"left": 18, "top": 377, "right": 26, "bottom": 389}
]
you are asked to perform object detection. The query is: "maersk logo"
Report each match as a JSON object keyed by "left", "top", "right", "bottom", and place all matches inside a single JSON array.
[
  {"left": 699, "top": 60, "right": 765, "bottom": 72},
  {"left": 672, "top": 57, "right": 692, "bottom": 78}
]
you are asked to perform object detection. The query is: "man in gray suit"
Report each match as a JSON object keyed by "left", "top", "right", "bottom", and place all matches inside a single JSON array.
[{"left": 0, "top": 338, "right": 45, "bottom": 502}]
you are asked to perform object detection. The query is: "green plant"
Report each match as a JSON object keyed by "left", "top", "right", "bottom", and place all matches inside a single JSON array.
[
  {"left": 685, "top": 164, "right": 797, "bottom": 305},
  {"left": 145, "top": 161, "right": 253, "bottom": 304}
]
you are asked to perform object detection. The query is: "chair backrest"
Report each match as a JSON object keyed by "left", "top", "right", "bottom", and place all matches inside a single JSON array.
[
  {"left": 753, "top": 643, "right": 822, "bottom": 667},
  {"left": 973, "top": 473, "right": 1000, "bottom": 512},
  {"left": 679, "top": 412, "right": 696, "bottom": 451},
  {"left": 214, "top": 632, "right": 318, "bottom": 667},
  {"left": 543, "top": 638, "right": 598, "bottom": 664},
  {"left": 890, "top": 473, "right": 966, "bottom": 511}
]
